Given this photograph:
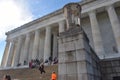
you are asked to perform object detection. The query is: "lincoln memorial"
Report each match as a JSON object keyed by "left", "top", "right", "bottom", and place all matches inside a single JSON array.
[{"left": 1, "top": 0, "right": 120, "bottom": 68}]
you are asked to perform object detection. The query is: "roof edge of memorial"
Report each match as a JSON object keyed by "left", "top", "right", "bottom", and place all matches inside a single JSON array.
[{"left": 6, "top": 0, "right": 94, "bottom": 35}]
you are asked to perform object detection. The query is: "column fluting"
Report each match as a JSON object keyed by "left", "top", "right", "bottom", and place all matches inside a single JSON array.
[
  {"left": 44, "top": 26, "right": 51, "bottom": 62},
  {"left": 52, "top": 32, "right": 58, "bottom": 59},
  {"left": 88, "top": 10, "right": 105, "bottom": 57},
  {"left": 39, "top": 34, "right": 44, "bottom": 60},
  {"left": 32, "top": 30, "right": 40, "bottom": 59},
  {"left": 1, "top": 40, "right": 10, "bottom": 67},
  {"left": 22, "top": 33, "right": 30, "bottom": 64},
  {"left": 106, "top": 5, "right": 120, "bottom": 53},
  {"left": 6, "top": 40, "right": 15, "bottom": 67},
  {"left": 13, "top": 36, "right": 22, "bottom": 66}
]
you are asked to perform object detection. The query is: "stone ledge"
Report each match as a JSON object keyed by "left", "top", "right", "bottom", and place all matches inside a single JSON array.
[
  {"left": 59, "top": 26, "right": 88, "bottom": 39},
  {"left": 0, "top": 65, "right": 29, "bottom": 70},
  {"left": 80, "top": 0, "right": 96, "bottom": 5}
]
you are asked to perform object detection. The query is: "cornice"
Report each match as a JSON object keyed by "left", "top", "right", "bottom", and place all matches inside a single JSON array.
[
  {"left": 6, "top": 9, "right": 63, "bottom": 35},
  {"left": 80, "top": 0, "right": 96, "bottom": 5},
  {"left": 6, "top": 1, "right": 91, "bottom": 35},
  {"left": 6, "top": 0, "right": 119, "bottom": 35},
  {"left": 5, "top": 0, "right": 94, "bottom": 35}
]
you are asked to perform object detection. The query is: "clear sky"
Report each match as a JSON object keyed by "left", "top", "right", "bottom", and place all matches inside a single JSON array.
[{"left": 0, "top": 0, "right": 81, "bottom": 65}]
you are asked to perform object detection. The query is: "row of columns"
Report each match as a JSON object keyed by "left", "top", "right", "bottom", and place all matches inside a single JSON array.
[
  {"left": 88, "top": 4, "right": 120, "bottom": 57},
  {"left": 1, "top": 4, "right": 120, "bottom": 67},
  {"left": 1, "top": 20, "right": 65, "bottom": 67}
]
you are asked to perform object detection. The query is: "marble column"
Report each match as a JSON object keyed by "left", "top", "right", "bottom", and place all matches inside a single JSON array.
[
  {"left": 88, "top": 10, "right": 105, "bottom": 57},
  {"left": 39, "top": 34, "right": 44, "bottom": 60},
  {"left": 32, "top": 30, "right": 40, "bottom": 59},
  {"left": 22, "top": 33, "right": 30, "bottom": 64},
  {"left": 1, "top": 40, "right": 10, "bottom": 67},
  {"left": 59, "top": 20, "right": 65, "bottom": 33},
  {"left": 13, "top": 36, "right": 22, "bottom": 66},
  {"left": 106, "top": 5, "right": 120, "bottom": 53},
  {"left": 44, "top": 26, "right": 51, "bottom": 62},
  {"left": 52, "top": 32, "right": 58, "bottom": 59},
  {"left": 6, "top": 40, "right": 15, "bottom": 67}
]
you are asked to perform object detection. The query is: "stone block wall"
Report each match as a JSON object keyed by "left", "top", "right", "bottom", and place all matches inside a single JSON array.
[
  {"left": 101, "top": 58, "right": 120, "bottom": 80},
  {"left": 58, "top": 28, "right": 101, "bottom": 80}
]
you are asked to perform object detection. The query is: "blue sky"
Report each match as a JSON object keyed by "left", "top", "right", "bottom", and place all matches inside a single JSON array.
[
  {"left": 0, "top": 0, "right": 80, "bottom": 65},
  {"left": 28, "top": 0, "right": 81, "bottom": 19}
]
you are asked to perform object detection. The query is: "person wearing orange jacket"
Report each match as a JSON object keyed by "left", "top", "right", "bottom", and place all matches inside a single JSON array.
[{"left": 51, "top": 71, "right": 57, "bottom": 80}]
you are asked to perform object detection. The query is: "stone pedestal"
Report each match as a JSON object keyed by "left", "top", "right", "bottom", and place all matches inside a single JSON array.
[{"left": 58, "top": 27, "right": 101, "bottom": 80}]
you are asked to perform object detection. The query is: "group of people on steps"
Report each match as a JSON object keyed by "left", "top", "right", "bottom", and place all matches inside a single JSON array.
[{"left": 2, "top": 71, "right": 57, "bottom": 80}]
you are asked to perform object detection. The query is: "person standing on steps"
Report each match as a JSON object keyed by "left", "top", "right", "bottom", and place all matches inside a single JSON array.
[
  {"left": 49, "top": 56, "right": 52, "bottom": 65},
  {"left": 39, "top": 64, "right": 46, "bottom": 74},
  {"left": 51, "top": 71, "right": 57, "bottom": 80}
]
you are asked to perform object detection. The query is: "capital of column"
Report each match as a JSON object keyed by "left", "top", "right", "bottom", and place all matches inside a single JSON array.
[
  {"left": 46, "top": 26, "right": 51, "bottom": 32},
  {"left": 105, "top": 4, "right": 114, "bottom": 11},
  {"left": 10, "top": 39, "right": 15, "bottom": 43},
  {"left": 26, "top": 33, "right": 31, "bottom": 38},
  {"left": 88, "top": 10, "right": 96, "bottom": 19},
  {"left": 35, "top": 29, "right": 40, "bottom": 34}
]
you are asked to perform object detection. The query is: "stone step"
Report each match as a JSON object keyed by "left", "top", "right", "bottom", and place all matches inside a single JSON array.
[{"left": 0, "top": 65, "right": 58, "bottom": 80}]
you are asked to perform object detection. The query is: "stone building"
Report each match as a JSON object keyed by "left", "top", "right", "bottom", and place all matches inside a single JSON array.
[{"left": 1, "top": 0, "right": 120, "bottom": 79}]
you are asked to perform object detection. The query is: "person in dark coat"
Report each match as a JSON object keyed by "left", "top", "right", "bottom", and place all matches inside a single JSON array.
[
  {"left": 49, "top": 56, "right": 52, "bottom": 65},
  {"left": 39, "top": 64, "right": 46, "bottom": 74}
]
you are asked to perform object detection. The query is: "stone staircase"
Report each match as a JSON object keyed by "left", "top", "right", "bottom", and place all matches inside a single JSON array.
[{"left": 0, "top": 65, "right": 58, "bottom": 80}]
